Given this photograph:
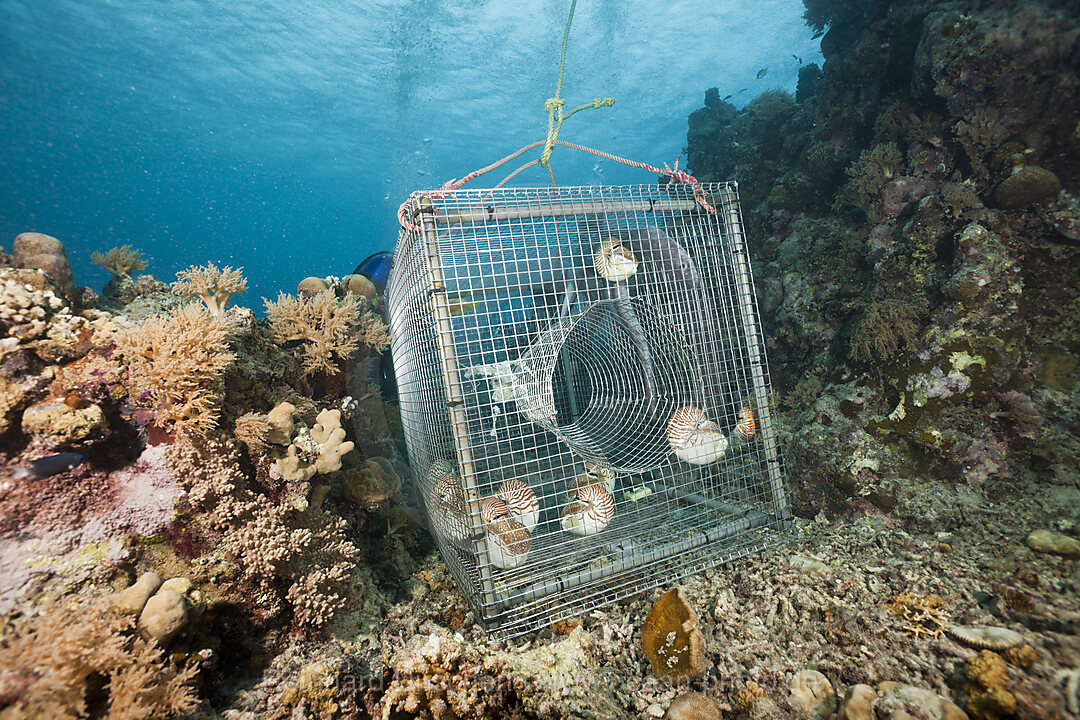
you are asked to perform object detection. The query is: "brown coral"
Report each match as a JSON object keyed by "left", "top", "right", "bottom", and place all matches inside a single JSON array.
[
  {"left": 736, "top": 680, "right": 766, "bottom": 712},
  {"left": 264, "top": 289, "right": 388, "bottom": 376},
  {"left": 0, "top": 594, "right": 199, "bottom": 719},
  {"left": 117, "top": 303, "right": 235, "bottom": 437},
  {"left": 851, "top": 299, "right": 921, "bottom": 363},
  {"left": 965, "top": 650, "right": 1016, "bottom": 720},
  {"left": 171, "top": 261, "right": 247, "bottom": 319},
  {"left": 167, "top": 435, "right": 359, "bottom": 628},
  {"left": 838, "top": 142, "right": 905, "bottom": 211},
  {"left": 233, "top": 411, "right": 271, "bottom": 456},
  {"left": 339, "top": 456, "right": 402, "bottom": 510},
  {"left": 641, "top": 587, "right": 707, "bottom": 680},
  {"left": 13, "top": 231, "right": 73, "bottom": 295},
  {"left": 887, "top": 593, "right": 949, "bottom": 639},
  {"left": 91, "top": 244, "right": 148, "bottom": 278}
]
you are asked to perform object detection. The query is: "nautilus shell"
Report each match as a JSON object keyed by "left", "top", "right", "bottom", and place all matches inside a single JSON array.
[
  {"left": 480, "top": 495, "right": 508, "bottom": 524},
  {"left": 486, "top": 517, "right": 532, "bottom": 570},
  {"left": 561, "top": 483, "right": 616, "bottom": 536},
  {"left": 593, "top": 238, "right": 638, "bottom": 283},
  {"left": 496, "top": 478, "right": 540, "bottom": 532},
  {"left": 733, "top": 406, "right": 757, "bottom": 441},
  {"left": 429, "top": 465, "right": 471, "bottom": 548},
  {"left": 667, "top": 406, "right": 728, "bottom": 465},
  {"left": 567, "top": 457, "right": 616, "bottom": 498}
]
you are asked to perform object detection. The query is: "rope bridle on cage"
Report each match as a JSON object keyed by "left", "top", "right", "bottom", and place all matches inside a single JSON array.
[{"left": 396, "top": 0, "right": 716, "bottom": 232}]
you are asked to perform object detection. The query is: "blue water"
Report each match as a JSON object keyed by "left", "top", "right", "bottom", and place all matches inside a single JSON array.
[{"left": 0, "top": 0, "right": 821, "bottom": 305}]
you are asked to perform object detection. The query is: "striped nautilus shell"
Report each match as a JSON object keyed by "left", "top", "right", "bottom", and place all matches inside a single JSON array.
[
  {"left": 429, "top": 459, "right": 470, "bottom": 548},
  {"left": 733, "top": 406, "right": 757, "bottom": 441},
  {"left": 566, "top": 457, "right": 616, "bottom": 498},
  {"left": 495, "top": 478, "right": 540, "bottom": 532},
  {"left": 667, "top": 405, "right": 728, "bottom": 465},
  {"left": 593, "top": 238, "right": 639, "bottom": 283},
  {"left": 486, "top": 517, "right": 532, "bottom": 570},
  {"left": 560, "top": 482, "right": 616, "bottom": 536},
  {"left": 480, "top": 495, "right": 508, "bottom": 524}
]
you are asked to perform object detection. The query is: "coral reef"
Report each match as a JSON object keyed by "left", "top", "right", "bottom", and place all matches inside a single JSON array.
[
  {"left": 91, "top": 244, "right": 149, "bottom": 279},
  {"left": 265, "top": 288, "right": 389, "bottom": 376},
  {"left": 171, "top": 261, "right": 247, "bottom": 319},
  {"left": 13, "top": 232, "right": 74, "bottom": 295},
  {"left": 117, "top": 303, "right": 236, "bottom": 437},
  {"left": 686, "top": 0, "right": 1080, "bottom": 535},
  {"left": 0, "top": 593, "right": 200, "bottom": 719},
  {"left": 1, "top": 1, "right": 1078, "bottom": 717}
]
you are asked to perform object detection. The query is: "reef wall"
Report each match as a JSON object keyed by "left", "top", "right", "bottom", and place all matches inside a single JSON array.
[{"left": 686, "top": 0, "right": 1080, "bottom": 524}]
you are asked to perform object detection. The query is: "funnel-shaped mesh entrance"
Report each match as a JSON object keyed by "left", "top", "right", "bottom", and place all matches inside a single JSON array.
[{"left": 518, "top": 296, "right": 701, "bottom": 472}]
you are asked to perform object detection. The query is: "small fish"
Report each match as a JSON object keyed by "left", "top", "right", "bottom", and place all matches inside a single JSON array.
[
  {"left": 812, "top": 28, "right": 824, "bottom": 39},
  {"left": 736, "top": 88, "right": 747, "bottom": 96},
  {"left": 446, "top": 295, "right": 480, "bottom": 316},
  {"left": 11, "top": 452, "right": 83, "bottom": 480},
  {"left": 723, "top": 94, "right": 733, "bottom": 101},
  {"left": 756, "top": 67, "right": 768, "bottom": 79},
  {"left": 792, "top": 54, "right": 803, "bottom": 64}
]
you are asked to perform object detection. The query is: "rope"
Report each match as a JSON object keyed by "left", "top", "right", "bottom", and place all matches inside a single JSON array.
[
  {"left": 397, "top": 139, "right": 715, "bottom": 231},
  {"left": 393, "top": 0, "right": 710, "bottom": 230},
  {"left": 538, "top": 0, "right": 614, "bottom": 169}
]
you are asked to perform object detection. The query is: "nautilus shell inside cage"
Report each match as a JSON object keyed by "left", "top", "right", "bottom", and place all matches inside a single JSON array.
[{"left": 387, "top": 182, "right": 790, "bottom": 638}]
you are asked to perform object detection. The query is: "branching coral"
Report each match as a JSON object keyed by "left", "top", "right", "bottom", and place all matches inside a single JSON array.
[
  {"left": 91, "top": 245, "right": 148, "bottom": 278},
  {"left": 233, "top": 411, "right": 271, "bottom": 456},
  {"left": 850, "top": 299, "right": 920, "bottom": 363},
  {"left": 264, "top": 289, "right": 389, "bottom": 376},
  {"left": 887, "top": 593, "right": 949, "bottom": 639},
  {"left": 117, "top": 303, "right": 236, "bottom": 437},
  {"left": 171, "top": 261, "right": 247, "bottom": 319},
  {"left": 838, "top": 142, "right": 905, "bottom": 212},
  {"left": 167, "top": 435, "right": 360, "bottom": 628},
  {"left": 0, "top": 594, "right": 199, "bottom": 719},
  {"left": 275, "top": 407, "right": 355, "bottom": 484}
]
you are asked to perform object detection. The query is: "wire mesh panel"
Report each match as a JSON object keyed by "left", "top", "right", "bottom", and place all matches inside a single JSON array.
[{"left": 386, "top": 182, "right": 790, "bottom": 638}]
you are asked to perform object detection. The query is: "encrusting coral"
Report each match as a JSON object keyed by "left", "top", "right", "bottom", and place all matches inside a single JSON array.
[
  {"left": 339, "top": 456, "right": 402, "bottom": 511},
  {"left": 91, "top": 244, "right": 149, "bottom": 278},
  {"left": 965, "top": 650, "right": 1016, "bottom": 720},
  {"left": 171, "top": 261, "right": 248, "bottom": 319},
  {"left": 117, "top": 303, "right": 236, "bottom": 437},
  {"left": 264, "top": 288, "right": 389, "bottom": 376}
]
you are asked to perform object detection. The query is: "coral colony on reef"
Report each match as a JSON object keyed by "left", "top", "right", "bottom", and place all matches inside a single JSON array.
[{"left": 1, "top": 0, "right": 1079, "bottom": 718}]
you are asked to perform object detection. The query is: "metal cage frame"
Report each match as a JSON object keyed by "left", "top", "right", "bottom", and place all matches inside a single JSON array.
[{"left": 387, "top": 182, "right": 790, "bottom": 638}]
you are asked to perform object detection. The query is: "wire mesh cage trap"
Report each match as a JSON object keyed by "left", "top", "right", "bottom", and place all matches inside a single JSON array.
[{"left": 387, "top": 182, "right": 791, "bottom": 638}]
